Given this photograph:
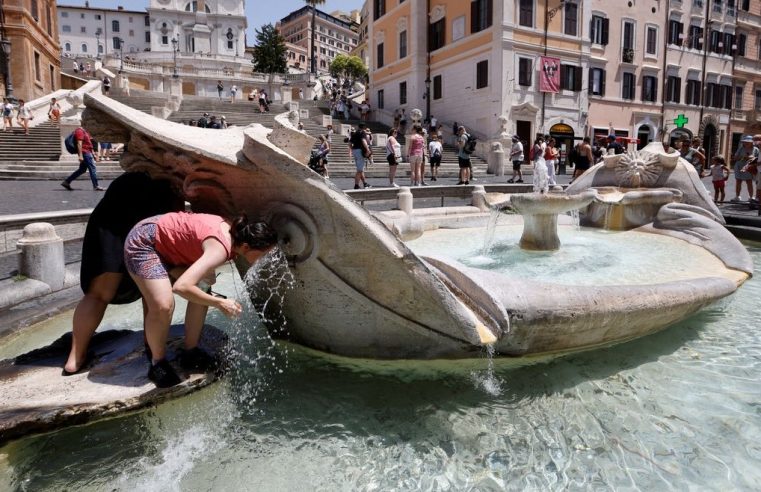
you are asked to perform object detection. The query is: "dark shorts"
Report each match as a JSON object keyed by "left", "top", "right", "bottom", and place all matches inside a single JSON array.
[
  {"left": 575, "top": 159, "right": 591, "bottom": 170},
  {"left": 458, "top": 157, "right": 471, "bottom": 169},
  {"left": 430, "top": 156, "right": 441, "bottom": 167},
  {"left": 713, "top": 180, "right": 726, "bottom": 190},
  {"left": 387, "top": 154, "right": 399, "bottom": 166},
  {"left": 512, "top": 160, "right": 523, "bottom": 170},
  {"left": 124, "top": 220, "right": 170, "bottom": 280}
]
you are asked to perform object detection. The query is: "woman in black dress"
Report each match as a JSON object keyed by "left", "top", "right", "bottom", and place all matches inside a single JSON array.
[{"left": 63, "top": 172, "right": 184, "bottom": 374}]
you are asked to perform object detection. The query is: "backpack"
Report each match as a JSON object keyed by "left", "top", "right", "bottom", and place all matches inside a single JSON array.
[
  {"left": 432, "top": 146, "right": 442, "bottom": 159},
  {"left": 463, "top": 134, "right": 477, "bottom": 154},
  {"left": 64, "top": 132, "right": 78, "bottom": 154}
]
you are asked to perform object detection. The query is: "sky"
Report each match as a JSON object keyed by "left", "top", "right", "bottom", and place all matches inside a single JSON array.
[{"left": 62, "top": 0, "right": 363, "bottom": 41}]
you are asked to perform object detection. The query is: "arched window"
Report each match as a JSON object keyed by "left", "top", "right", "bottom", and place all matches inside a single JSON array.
[
  {"left": 65, "top": 42, "right": 71, "bottom": 51},
  {"left": 98, "top": 44, "right": 104, "bottom": 54},
  {"left": 81, "top": 43, "right": 88, "bottom": 53},
  {"left": 112, "top": 20, "right": 120, "bottom": 32},
  {"left": 185, "top": 1, "right": 211, "bottom": 13},
  {"left": 226, "top": 28, "right": 234, "bottom": 50}
]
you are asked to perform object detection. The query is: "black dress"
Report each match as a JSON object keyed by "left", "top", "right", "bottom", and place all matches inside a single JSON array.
[{"left": 80, "top": 172, "right": 184, "bottom": 304}]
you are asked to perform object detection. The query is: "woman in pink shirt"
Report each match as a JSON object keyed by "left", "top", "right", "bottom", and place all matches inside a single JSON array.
[
  {"left": 407, "top": 124, "right": 426, "bottom": 186},
  {"left": 124, "top": 212, "right": 278, "bottom": 387}
]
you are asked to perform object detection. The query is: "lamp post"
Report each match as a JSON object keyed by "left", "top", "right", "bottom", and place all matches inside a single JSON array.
[
  {"left": 116, "top": 37, "right": 124, "bottom": 73},
  {"left": 171, "top": 37, "right": 179, "bottom": 78},
  {"left": 0, "top": 37, "right": 14, "bottom": 103},
  {"left": 95, "top": 28, "right": 102, "bottom": 60},
  {"left": 424, "top": 76, "right": 431, "bottom": 123}
]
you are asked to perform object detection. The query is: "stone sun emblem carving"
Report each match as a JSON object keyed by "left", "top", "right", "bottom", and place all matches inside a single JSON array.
[{"left": 615, "top": 151, "right": 662, "bottom": 188}]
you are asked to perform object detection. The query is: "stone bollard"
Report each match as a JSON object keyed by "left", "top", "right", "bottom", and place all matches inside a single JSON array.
[
  {"left": 471, "top": 185, "right": 489, "bottom": 212},
  {"left": 17, "top": 223, "right": 65, "bottom": 291},
  {"left": 321, "top": 115, "right": 332, "bottom": 127},
  {"left": 397, "top": 187, "right": 414, "bottom": 215},
  {"left": 169, "top": 77, "right": 183, "bottom": 98},
  {"left": 489, "top": 146, "right": 505, "bottom": 176}
]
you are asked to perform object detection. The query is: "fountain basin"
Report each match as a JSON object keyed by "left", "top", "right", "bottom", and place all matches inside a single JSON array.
[{"left": 582, "top": 186, "right": 683, "bottom": 230}]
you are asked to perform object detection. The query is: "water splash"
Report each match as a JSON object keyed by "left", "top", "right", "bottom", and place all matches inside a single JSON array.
[
  {"left": 482, "top": 209, "right": 502, "bottom": 254},
  {"left": 471, "top": 344, "right": 502, "bottom": 396},
  {"left": 567, "top": 209, "right": 580, "bottom": 231},
  {"left": 533, "top": 157, "right": 549, "bottom": 194}
]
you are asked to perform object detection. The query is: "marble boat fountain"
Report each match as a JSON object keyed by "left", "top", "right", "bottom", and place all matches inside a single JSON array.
[{"left": 81, "top": 94, "right": 752, "bottom": 360}]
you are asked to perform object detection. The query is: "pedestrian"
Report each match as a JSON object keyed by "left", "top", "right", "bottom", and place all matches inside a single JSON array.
[
  {"left": 217, "top": 80, "right": 224, "bottom": 99},
  {"left": 679, "top": 137, "right": 705, "bottom": 176},
  {"left": 73, "top": 60, "right": 79, "bottom": 74},
  {"left": 98, "top": 141, "right": 112, "bottom": 160},
  {"left": 102, "top": 76, "right": 111, "bottom": 94},
  {"left": 220, "top": 116, "right": 228, "bottom": 129},
  {"left": 16, "top": 99, "right": 33, "bottom": 135},
  {"left": 507, "top": 135, "right": 524, "bottom": 183},
  {"left": 709, "top": 156, "right": 729, "bottom": 203},
  {"left": 393, "top": 108, "right": 402, "bottom": 129},
  {"left": 349, "top": 123, "right": 371, "bottom": 189},
  {"left": 62, "top": 172, "right": 184, "bottom": 375},
  {"left": 731, "top": 135, "right": 759, "bottom": 202},
  {"left": 571, "top": 137, "right": 594, "bottom": 182},
  {"left": 456, "top": 126, "right": 472, "bottom": 185},
  {"left": 408, "top": 124, "right": 426, "bottom": 186},
  {"left": 544, "top": 137, "right": 558, "bottom": 186},
  {"left": 297, "top": 121, "right": 304, "bottom": 131},
  {"left": 85, "top": 62, "right": 91, "bottom": 77},
  {"left": 248, "top": 88, "right": 257, "bottom": 102},
  {"left": 124, "top": 212, "right": 278, "bottom": 387},
  {"left": 429, "top": 115, "right": 438, "bottom": 135},
  {"left": 197, "top": 112, "right": 209, "bottom": 128},
  {"left": 299, "top": 88, "right": 304, "bottom": 100},
  {"left": 606, "top": 134, "right": 624, "bottom": 155},
  {"left": 48, "top": 97, "right": 61, "bottom": 122},
  {"left": 386, "top": 128, "right": 402, "bottom": 187},
  {"left": 399, "top": 109, "right": 407, "bottom": 133},
  {"left": 317, "top": 134, "right": 330, "bottom": 177},
  {"left": 343, "top": 100, "right": 351, "bottom": 121},
  {"left": 230, "top": 84, "right": 238, "bottom": 103},
  {"left": 2, "top": 98, "right": 13, "bottom": 131},
  {"left": 326, "top": 124, "right": 334, "bottom": 143},
  {"left": 428, "top": 133, "right": 442, "bottom": 182},
  {"left": 363, "top": 127, "right": 374, "bottom": 166},
  {"left": 60, "top": 124, "right": 105, "bottom": 191}
]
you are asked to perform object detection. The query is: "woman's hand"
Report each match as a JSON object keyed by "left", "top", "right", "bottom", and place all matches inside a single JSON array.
[{"left": 216, "top": 298, "right": 242, "bottom": 318}]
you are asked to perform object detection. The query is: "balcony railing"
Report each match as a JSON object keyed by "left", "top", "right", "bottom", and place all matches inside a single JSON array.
[
  {"left": 622, "top": 48, "right": 635, "bottom": 63},
  {"left": 713, "top": 3, "right": 723, "bottom": 12},
  {"left": 727, "top": 7, "right": 736, "bottom": 16},
  {"left": 732, "top": 110, "right": 746, "bottom": 121}
]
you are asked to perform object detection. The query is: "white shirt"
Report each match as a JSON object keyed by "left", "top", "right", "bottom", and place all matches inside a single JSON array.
[
  {"left": 511, "top": 141, "right": 524, "bottom": 161},
  {"left": 428, "top": 141, "right": 442, "bottom": 157},
  {"left": 430, "top": 117, "right": 438, "bottom": 127}
]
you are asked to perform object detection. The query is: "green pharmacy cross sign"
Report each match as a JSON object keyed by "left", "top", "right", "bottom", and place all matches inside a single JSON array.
[{"left": 674, "top": 114, "right": 689, "bottom": 128}]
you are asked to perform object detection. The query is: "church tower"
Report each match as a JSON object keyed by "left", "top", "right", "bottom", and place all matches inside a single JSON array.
[{"left": 147, "top": 0, "right": 246, "bottom": 58}]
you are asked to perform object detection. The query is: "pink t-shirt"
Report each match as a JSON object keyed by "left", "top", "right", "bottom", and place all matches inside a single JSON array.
[
  {"left": 408, "top": 134, "right": 425, "bottom": 156},
  {"left": 153, "top": 212, "right": 232, "bottom": 266}
]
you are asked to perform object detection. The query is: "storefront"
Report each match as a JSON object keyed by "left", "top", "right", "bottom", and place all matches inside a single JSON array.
[{"left": 549, "top": 123, "right": 575, "bottom": 174}]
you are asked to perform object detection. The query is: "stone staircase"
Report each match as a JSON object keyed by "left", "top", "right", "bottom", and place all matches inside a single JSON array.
[
  {"left": 167, "top": 94, "right": 286, "bottom": 127},
  {"left": 0, "top": 122, "right": 62, "bottom": 162},
  {"left": 109, "top": 91, "right": 171, "bottom": 114}
]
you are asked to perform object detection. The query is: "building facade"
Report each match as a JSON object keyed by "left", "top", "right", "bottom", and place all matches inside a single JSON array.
[
  {"left": 586, "top": 0, "right": 666, "bottom": 149},
  {"left": 1, "top": 0, "right": 60, "bottom": 102},
  {"left": 350, "top": 1, "right": 369, "bottom": 69},
  {"left": 277, "top": 6, "right": 359, "bottom": 74},
  {"left": 731, "top": 0, "right": 761, "bottom": 151},
  {"left": 58, "top": 3, "right": 150, "bottom": 59}
]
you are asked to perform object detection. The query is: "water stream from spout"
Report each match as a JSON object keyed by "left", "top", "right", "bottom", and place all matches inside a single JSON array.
[
  {"left": 470, "top": 344, "right": 502, "bottom": 396},
  {"left": 568, "top": 209, "right": 580, "bottom": 231},
  {"left": 482, "top": 209, "right": 502, "bottom": 254}
]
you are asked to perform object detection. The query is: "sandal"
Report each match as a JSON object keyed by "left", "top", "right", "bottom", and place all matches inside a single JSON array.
[{"left": 61, "top": 350, "right": 96, "bottom": 376}]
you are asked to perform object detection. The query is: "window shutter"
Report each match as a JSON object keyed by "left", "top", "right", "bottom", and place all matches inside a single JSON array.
[
  {"left": 678, "top": 23, "right": 683, "bottom": 46},
  {"left": 471, "top": 1, "right": 478, "bottom": 33},
  {"left": 601, "top": 18, "right": 609, "bottom": 45},
  {"left": 676, "top": 77, "right": 681, "bottom": 103},
  {"left": 574, "top": 65, "right": 582, "bottom": 91},
  {"left": 642, "top": 79, "right": 647, "bottom": 101},
  {"left": 588, "top": 68, "right": 593, "bottom": 94},
  {"left": 601, "top": 70, "right": 606, "bottom": 96},
  {"left": 560, "top": 64, "right": 567, "bottom": 89},
  {"left": 486, "top": 0, "right": 493, "bottom": 28}
]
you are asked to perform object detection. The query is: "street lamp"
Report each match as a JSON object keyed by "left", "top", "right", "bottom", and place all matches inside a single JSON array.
[
  {"left": 424, "top": 76, "right": 431, "bottom": 123},
  {"left": 116, "top": 37, "right": 124, "bottom": 73},
  {"left": 0, "top": 37, "right": 15, "bottom": 103},
  {"left": 171, "top": 37, "right": 179, "bottom": 78}
]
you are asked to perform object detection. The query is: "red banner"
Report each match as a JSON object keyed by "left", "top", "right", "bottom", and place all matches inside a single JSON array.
[{"left": 539, "top": 56, "right": 560, "bottom": 93}]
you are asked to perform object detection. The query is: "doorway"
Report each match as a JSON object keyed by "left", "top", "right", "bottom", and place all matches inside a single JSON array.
[
  {"left": 516, "top": 120, "right": 531, "bottom": 148},
  {"left": 702, "top": 123, "right": 717, "bottom": 159},
  {"left": 636, "top": 127, "right": 651, "bottom": 150}
]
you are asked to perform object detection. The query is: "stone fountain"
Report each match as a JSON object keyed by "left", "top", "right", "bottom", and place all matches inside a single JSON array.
[{"left": 79, "top": 94, "right": 753, "bottom": 360}]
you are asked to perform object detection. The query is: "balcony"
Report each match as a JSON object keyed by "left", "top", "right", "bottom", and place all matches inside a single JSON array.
[
  {"left": 712, "top": 3, "right": 722, "bottom": 13},
  {"left": 727, "top": 7, "right": 736, "bottom": 16},
  {"left": 732, "top": 110, "right": 746, "bottom": 121},
  {"left": 622, "top": 48, "right": 635, "bottom": 63}
]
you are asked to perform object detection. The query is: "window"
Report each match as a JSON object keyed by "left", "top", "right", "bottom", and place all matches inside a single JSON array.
[
  {"left": 564, "top": 2, "right": 578, "bottom": 36},
  {"left": 161, "top": 35, "right": 168, "bottom": 45},
  {"left": 519, "top": 0, "right": 533, "bottom": 27},
  {"left": 81, "top": 43, "right": 88, "bottom": 53},
  {"left": 145, "top": 31, "right": 151, "bottom": 43},
  {"left": 64, "top": 42, "right": 71, "bottom": 51},
  {"left": 722, "top": 84, "right": 733, "bottom": 109},
  {"left": 81, "top": 26, "right": 86, "bottom": 33},
  {"left": 686, "top": 80, "right": 702, "bottom": 105},
  {"left": 590, "top": 16, "right": 609, "bottom": 45},
  {"left": 429, "top": 18, "right": 445, "bottom": 51},
  {"left": 642, "top": 75, "right": 658, "bottom": 102},
  {"left": 705, "top": 82, "right": 716, "bottom": 107},
  {"left": 145, "top": 16, "right": 150, "bottom": 26},
  {"left": 31, "top": 0, "right": 38, "bottom": 21},
  {"left": 589, "top": 68, "right": 606, "bottom": 96},
  {"left": 373, "top": 0, "right": 386, "bottom": 20},
  {"left": 129, "top": 30, "right": 134, "bottom": 37},
  {"left": 50, "top": 65, "right": 55, "bottom": 90},
  {"left": 622, "top": 72, "right": 635, "bottom": 100},
  {"left": 113, "top": 37, "right": 121, "bottom": 49},
  {"left": 95, "top": 14, "right": 101, "bottom": 20},
  {"left": 46, "top": 7, "right": 52, "bottom": 36},
  {"left": 62, "top": 25, "right": 71, "bottom": 33},
  {"left": 61, "top": 11, "right": 68, "bottom": 18},
  {"left": 735, "top": 85, "right": 744, "bottom": 109},
  {"left": 433, "top": 74, "right": 442, "bottom": 99},
  {"left": 518, "top": 58, "right": 532, "bottom": 87},
  {"left": 98, "top": 44, "right": 103, "bottom": 54},
  {"left": 112, "top": 20, "right": 120, "bottom": 33},
  {"left": 741, "top": 0, "right": 750, "bottom": 10},
  {"left": 560, "top": 64, "right": 581, "bottom": 91},
  {"left": 476, "top": 60, "right": 488, "bottom": 89},
  {"left": 623, "top": 22, "right": 635, "bottom": 62},
  {"left": 709, "top": 30, "right": 721, "bottom": 53},
  {"left": 471, "top": 0, "right": 493, "bottom": 34},
  {"left": 377, "top": 89, "right": 384, "bottom": 109},
  {"left": 646, "top": 26, "right": 657, "bottom": 55},
  {"left": 755, "top": 89, "right": 761, "bottom": 110},
  {"left": 129, "top": 16, "right": 133, "bottom": 23},
  {"left": 399, "top": 81, "right": 407, "bottom": 105},
  {"left": 668, "top": 20, "right": 683, "bottom": 45},
  {"left": 377, "top": 42, "right": 384, "bottom": 68},
  {"left": 666, "top": 76, "right": 682, "bottom": 103},
  {"left": 688, "top": 25, "right": 703, "bottom": 50},
  {"left": 724, "top": 32, "right": 735, "bottom": 54},
  {"left": 399, "top": 30, "right": 407, "bottom": 58},
  {"left": 738, "top": 33, "right": 747, "bottom": 56},
  {"left": 34, "top": 52, "right": 40, "bottom": 81}
]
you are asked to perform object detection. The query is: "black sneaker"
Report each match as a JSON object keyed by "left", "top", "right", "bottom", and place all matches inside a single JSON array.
[
  {"left": 60, "top": 181, "right": 72, "bottom": 190},
  {"left": 148, "top": 359, "right": 182, "bottom": 388},
  {"left": 516, "top": 179, "right": 524, "bottom": 183},
  {"left": 177, "top": 347, "right": 219, "bottom": 372},
  {"left": 354, "top": 184, "right": 360, "bottom": 189},
  {"left": 363, "top": 183, "right": 372, "bottom": 188}
]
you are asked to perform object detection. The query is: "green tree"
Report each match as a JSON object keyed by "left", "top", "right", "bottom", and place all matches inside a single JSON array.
[
  {"left": 251, "top": 24, "right": 287, "bottom": 74},
  {"left": 304, "top": 0, "right": 326, "bottom": 74},
  {"left": 329, "top": 55, "right": 368, "bottom": 87},
  {"left": 329, "top": 54, "right": 349, "bottom": 83}
]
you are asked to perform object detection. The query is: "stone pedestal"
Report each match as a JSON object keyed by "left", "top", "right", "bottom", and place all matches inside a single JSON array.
[
  {"left": 488, "top": 146, "right": 505, "bottom": 176},
  {"left": 397, "top": 187, "right": 413, "bottom": 215},
  {"left": 169, "top": 77, "right": 183, "bottom": 98},
  {"left": 114, "top": 74, "right": 130, "bottom": 96},
  {"left": 374, "top": 134, "right": 388, "bottom": 148},
  {"left": 471, "top": 185, "right": 489, "bottom": 212},
  {"left": 282, "top": 90, "right": 292, "bottom": 104},
  {"left": 322, "top": 115, "right": 332, "bottom": 127},
  {"left": 340, "top": 124, "right": 352, "bottom": 137},
  {"left": 17, "top": 223, "right": 65, "bottom": 291},
  {"left": 299, "top": 109, "right": 310, "bottom": 120},
  {"left": 59, "top": 116, "right": 82, "bottom": 162}
]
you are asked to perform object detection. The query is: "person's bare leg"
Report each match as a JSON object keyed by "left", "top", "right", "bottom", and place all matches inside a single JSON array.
[
  {"left": 735, "top": 180, "right": 742, "bottom": 200},
  {"left": 131, "top": 274, "right": 175, "bottom": 362},
  {"left": 389, "top": 165, "right": 397, "bottom": 185},
  {"left": 746, "top": 180, "right": 754, "bottom": 200},
  {"left": 184, "top": 302, "right": 210, "bottom": 349},
  {"left": 64, "top": 273, "right": 122, "bottom": 373}
]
